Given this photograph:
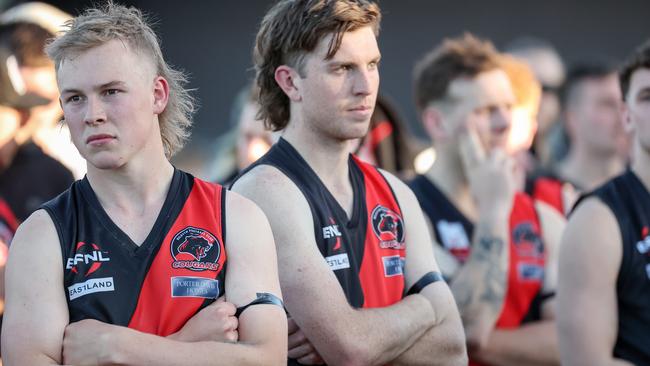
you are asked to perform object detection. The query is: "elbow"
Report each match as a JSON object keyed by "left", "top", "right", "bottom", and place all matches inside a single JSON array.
[
  {"left": 320, "top": 335, "right": 377, "bottom": 366},
  {"left": 464, "top": 325, "right": 491, "bottom": 358},
  {"left": 447, "top": 333, "right": 469, "bottom": 366},
  {"left": 330, "top": 342, "right": 374, "bottom": 366}
]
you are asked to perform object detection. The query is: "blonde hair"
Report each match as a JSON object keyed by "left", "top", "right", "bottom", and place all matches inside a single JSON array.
[
  {"left": 45, "top": 2, "right": 195, "bottom": 158},
  {"left": 499, "top": 54, "right": 541, "bottom": 116}
]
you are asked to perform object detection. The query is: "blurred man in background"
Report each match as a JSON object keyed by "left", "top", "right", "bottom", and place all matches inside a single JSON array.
[
  {"left": 533, "top": 64, "right": 628, "bottom": 215},
  {"left": 558, "top": 39, "right": 650, "bottom": 366},
  {"left": 505, "top": 37, "right": 566, "bottom": 170},
  {"left": 409, "top": 34, "right": 565, "bottom": 366}
]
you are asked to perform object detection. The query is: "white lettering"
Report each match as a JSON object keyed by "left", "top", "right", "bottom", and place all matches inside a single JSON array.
[
  {"left": 68, "top": 277, "right": 115, "bottom": 300},
  {"left": 66, "top": 251, "right": 111, "bottom": 269},
  {"left": 325, "top": 253, "right": 350, "bottom": 271}
]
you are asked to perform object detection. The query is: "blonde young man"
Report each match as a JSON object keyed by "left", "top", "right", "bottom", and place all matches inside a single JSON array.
[
  {"left": 408, "top": 34, "right": 565, "bottom": 366},
  {"left": 2, "top": 4, "right": 286, "bottom": 366},
  {"left": 230, "top": 1, "right": 466, "bottom": 365},
  {"left": 558, "top": 40, "right": 650, "bottom": 366}
]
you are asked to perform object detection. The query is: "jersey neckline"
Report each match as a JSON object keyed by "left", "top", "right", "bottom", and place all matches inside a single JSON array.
[{"left": 78, "top": 168, "right": 184, "bottom": 256}]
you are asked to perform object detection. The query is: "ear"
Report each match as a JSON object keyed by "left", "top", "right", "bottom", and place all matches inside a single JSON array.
[
  {"left": 421, "top": 106, "right": 448, "bottom": 142},
  {"left": 152, "top": 76, "right": 170, "bottom": 115},
  {"left": 564, "top": 108, "right": 578, "bottom": 139},
  {"left": 620, "top": 101, "right": 635, "bottom": 133},
  {"left": 274, "top": 65, "right": 302, "bottom": 102}
]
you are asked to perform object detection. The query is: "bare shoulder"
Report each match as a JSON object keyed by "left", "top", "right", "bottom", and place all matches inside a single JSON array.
[
  {"left": 225, "top": 189, "right": 269, "bottom": 225},
  {"left": 231, "top": 165, "right": 311, "bottom": 223},
  {"left": 11, "top": 209, "right": 60, "bottom": 255},
  {"left": 534, "top": 199, "right": 566, "bottom": 251},
  {"left": 376, "top": 168, "right": 419, "bottom": 208},
  {"left": 561, "top": 196, "right": 621, "bottom": 271}
]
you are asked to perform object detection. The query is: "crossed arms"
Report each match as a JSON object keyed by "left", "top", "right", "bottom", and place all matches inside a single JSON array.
[{"left": 1, "top": 192, "right": 287, "bottom": 366}]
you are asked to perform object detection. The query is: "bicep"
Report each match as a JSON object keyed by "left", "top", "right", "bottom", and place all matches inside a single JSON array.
[
  {"left": 557, "top": 199, "right": 620, "bottom": 364},
  {"left": 2, "top": 210, "right": 68, "bottom": 365},
  {"left": 231, "top": 169, "right": 358, "bottom": 352},
  {"left": 224, "top": 193, "right": 286, "bottom": 346}
]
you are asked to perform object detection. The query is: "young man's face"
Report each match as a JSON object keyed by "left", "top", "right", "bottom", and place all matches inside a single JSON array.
[
  {"left": 625, "top": 67, "right": 650, "bottom": 156},
  {"left": 446, "top": 68, "right": 515, "bottom": 154},
  {"left": 569, "top": 73, "right": 627, "bottom": 157},
  {"left": 294, "top": 25, "right": 381, "bottom": 141},
  {"left": 57, "top": 39, "right": 164, "bottom": 170}
]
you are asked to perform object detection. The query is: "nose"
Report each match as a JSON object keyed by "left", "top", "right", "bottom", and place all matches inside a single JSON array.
[
  {"left": 352, "top": 68, "right": 377, "bottom": 97},
  {"left": 84, "top": 96, "right": 106, "bottom": 126},
  {"left": 491, "top": 105, "right": 512, "bottom": 132}
]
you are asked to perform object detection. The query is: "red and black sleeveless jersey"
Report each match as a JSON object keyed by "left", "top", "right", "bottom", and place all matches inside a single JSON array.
[
  {"left": 233, "top": 138, "right": 406, "bottom": 309},
  {"left": 574, "top": 170, "right": 650, "bottom": 365},
  {"left": 532, "top": 177, "right": 565, "bottom": 215},
  {"left": 0, "top": 197, "right": 17, "bottom": 265},
  {"left": 409, "top": 175, "right": 546, "bottom": 325},
  {"left": 41, "top": 170, "right": 227, "bottom": 336}
]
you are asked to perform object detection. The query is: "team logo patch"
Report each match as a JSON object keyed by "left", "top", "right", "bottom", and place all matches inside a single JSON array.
[
  {"left": 171, "top": 276, "right": 220, "bottom": 299},
  {"left": 512, "top": 222, "right": 544, "bottom": 258},
  {"left": 371, "top": 205, "right": 405, "bottom": 250},
  {"left": 518, "top": 263, "right": 544, "bottom": 281},
  {"left": 65, "top": 242, "right": 110, "bottom": 277},
  {"left": 382, "top": 255, "right": 405, "bottom": 277},
  {"left": 170, "top": 227, "right": 221, "bottom": 271}
]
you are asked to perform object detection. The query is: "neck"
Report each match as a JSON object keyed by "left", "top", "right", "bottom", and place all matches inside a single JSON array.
[
  {"left": 560, "top": 144, "right": 625, "bottom": 191},
  {"left": 425, "top": 144, "right": 477, "bottom": 220},
  {"left": 86, "top": 148, "right": 174, "bottom": 215},
  {"left": 632, "top": 142, "right": 650, "bottom": 192},
  {"left": 282, "top": 119, "right": 353, "bottom": 190}
]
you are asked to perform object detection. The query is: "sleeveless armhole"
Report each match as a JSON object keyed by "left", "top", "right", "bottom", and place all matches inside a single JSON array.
[{"left": 41, "top": 206, "right": 67, "bottom": 268}]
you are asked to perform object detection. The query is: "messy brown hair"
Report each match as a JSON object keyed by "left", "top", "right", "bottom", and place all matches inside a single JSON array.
[
  {"left": 619, "top": 39, "right": 650, "bottom": 100},
  {"left": 413, "top": 33, "right": 501, "bottom": 112},
  {"left": 254, "top": 0, "right": 381, "bottom": 131}
]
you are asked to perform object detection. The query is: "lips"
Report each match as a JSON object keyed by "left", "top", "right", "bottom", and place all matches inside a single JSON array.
[{"left": 86, "top": 134, "right": 115, "bottom": 145}]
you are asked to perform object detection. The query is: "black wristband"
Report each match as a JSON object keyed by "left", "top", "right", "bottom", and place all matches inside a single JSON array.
[
  {"left": 235, "top": 292, "right": 284, "bottom": 318},
  {"left": 406, "top": 271, "right": 444, "bottom": 296}
]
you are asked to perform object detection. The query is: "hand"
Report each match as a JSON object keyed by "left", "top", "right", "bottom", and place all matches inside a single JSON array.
[
  {"left": 170, "top": 296, "right": 238, "bottom": 343},
  {"left": 288, "top": 317, "right": 324, "bottom": 365},
  {"left": 63, "top": 319, "right": 120, "bottom": 366},
  {"left": 459, "top": 122, "right": 516, "bottom": 215}
]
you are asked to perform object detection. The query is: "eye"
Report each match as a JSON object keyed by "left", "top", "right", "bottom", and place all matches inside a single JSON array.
[
  {"left": 368, "top": 61, "right": 380, "bottom": 70},
  {"left": 66, "top": 95, "right": 82, "bottom": 104},
  {"left": 104, "top": 89, "right": 120, "bottom": 96}
]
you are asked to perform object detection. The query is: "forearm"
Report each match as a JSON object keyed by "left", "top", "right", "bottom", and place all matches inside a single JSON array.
[
  {"left": 472, "top": 320, "right": 559, "bottom": 366},
  {"left": 331, "top": 294, "right": 435, "bottom": 366},
  {"left": 450, "top": 209, "right": 509, "bottom": 346},
  {"left": 109, "top": 326, "right": 284, "bottom": 366},
  {"left": 392, "top": 313, "right": 467, "bottom": 366}
]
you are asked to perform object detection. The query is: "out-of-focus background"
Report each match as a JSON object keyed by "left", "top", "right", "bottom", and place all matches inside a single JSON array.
[{"left": 4, "top": 0, "right": 645, "bottom": 178}]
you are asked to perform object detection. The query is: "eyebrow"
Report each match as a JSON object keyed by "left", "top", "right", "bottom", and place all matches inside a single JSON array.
[{"left": 60, "top": 80, "right": 127, "bottom": 95}]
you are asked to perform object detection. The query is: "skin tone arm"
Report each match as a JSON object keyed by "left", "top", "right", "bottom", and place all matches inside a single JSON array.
[
  {"left": 2, "top": 193, "right": 288, "bottom": 366},
  {"left": 382, "top": 171, "right": 467, "bottom": 366},
  {"left": 232, "top": 165, "right": 436, "bottom": 366},
  {"left": 471, "top": 201, "right": 565, "bottom": 366},
  {"left": 557, "top": 198, "right": 634, "bottom": 366},
  {"left": 1, "top": 210, "right": 69, "bottom": 366},
  {"left": 449, "top": 124, "right": 514, "bottom": 352}
]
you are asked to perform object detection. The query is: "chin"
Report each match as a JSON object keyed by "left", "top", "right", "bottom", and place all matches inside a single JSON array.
[{"left": 86, "top": 153, "right": 127, "bottom": 171}]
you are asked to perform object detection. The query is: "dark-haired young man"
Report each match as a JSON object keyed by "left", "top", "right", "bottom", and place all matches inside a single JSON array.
[{"left": 558, "top": 40, "right": 650, "bottom": 366}]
